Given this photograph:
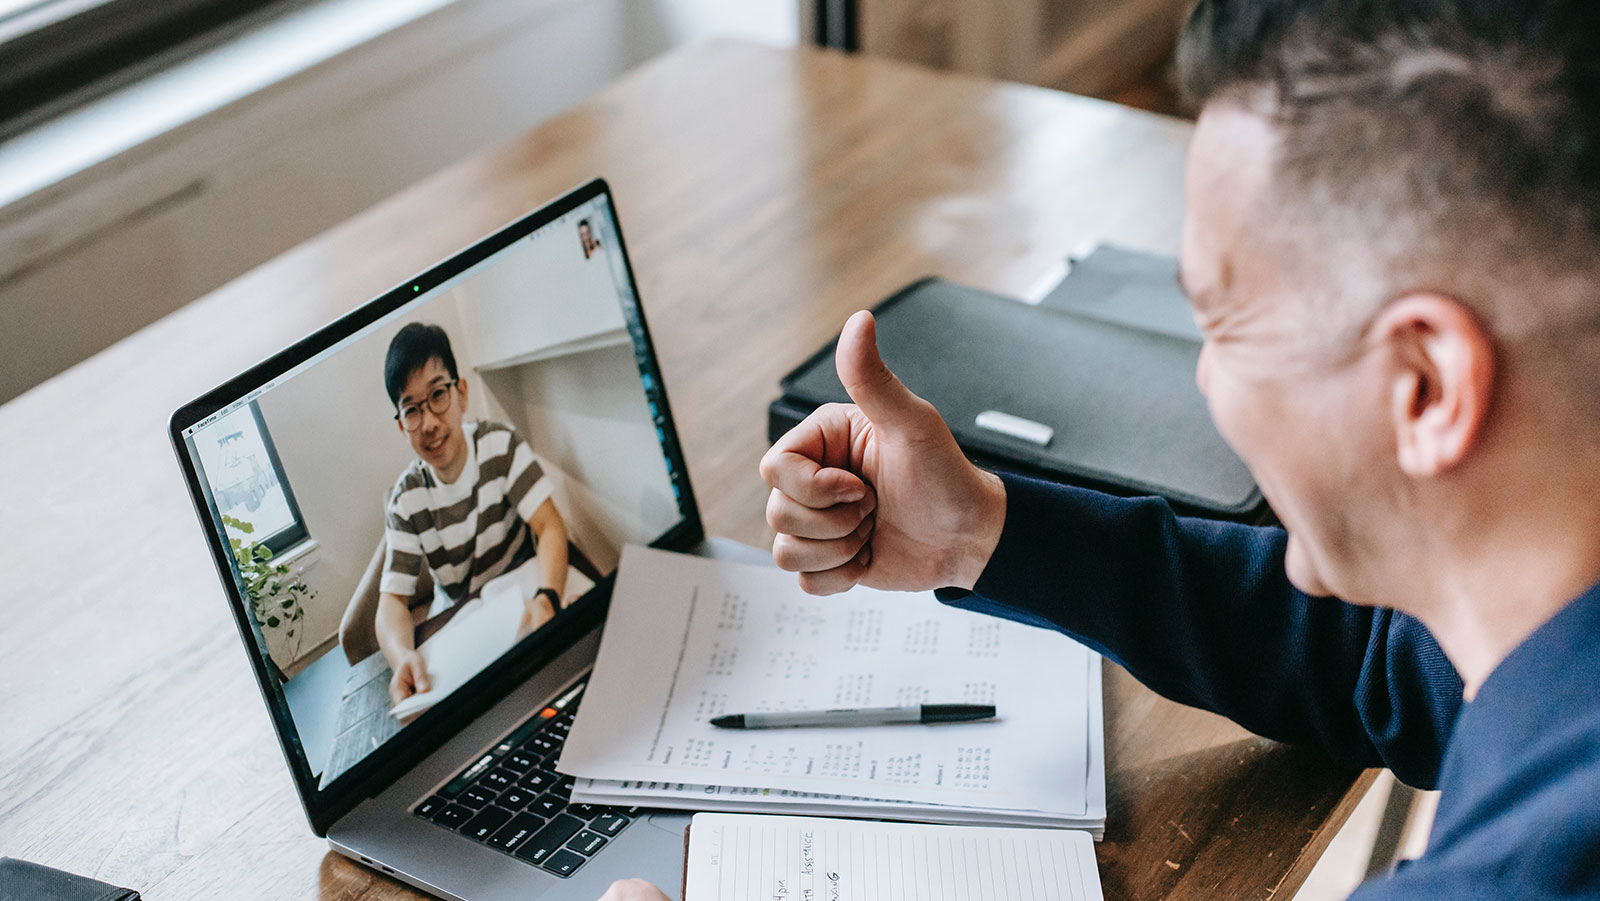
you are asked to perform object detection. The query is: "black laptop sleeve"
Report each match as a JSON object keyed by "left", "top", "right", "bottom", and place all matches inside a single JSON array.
[
  {"left": 768, "top": 245, "right": 1266, "bottom": 522},
  {"left": 0, "top": 858, "right": 140, "bottom": 901}
]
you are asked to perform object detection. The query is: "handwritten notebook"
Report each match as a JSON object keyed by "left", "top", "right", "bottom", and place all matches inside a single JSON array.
[{"left": 683, "top": 813, "right": 1103, "bottom": 901}]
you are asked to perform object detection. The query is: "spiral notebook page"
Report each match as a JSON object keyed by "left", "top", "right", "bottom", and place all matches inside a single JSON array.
[{"left": 684, "top": 813, "right": 1103, "bottom": 901}]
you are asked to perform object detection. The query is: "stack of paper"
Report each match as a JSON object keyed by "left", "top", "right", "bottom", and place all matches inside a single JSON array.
[{"left": 557, "top": 546, "right": 1106, "bottom": 835}]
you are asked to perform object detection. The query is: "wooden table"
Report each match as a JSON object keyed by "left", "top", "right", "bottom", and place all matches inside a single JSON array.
[{"left": 0, "top": 40, "right": 1373, "bottom": 899}]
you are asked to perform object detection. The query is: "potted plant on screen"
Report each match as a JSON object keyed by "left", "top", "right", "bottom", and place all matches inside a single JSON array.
[{"left": 223, "top": 514, "right": 314, "bottom": 679}]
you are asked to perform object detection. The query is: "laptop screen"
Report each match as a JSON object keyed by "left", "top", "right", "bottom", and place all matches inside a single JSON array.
[{"left": 177, "top": 188, "right": 691, "bottom": 790}]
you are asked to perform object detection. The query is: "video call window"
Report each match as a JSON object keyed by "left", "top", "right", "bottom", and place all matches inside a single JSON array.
[{"left": 182, "top": 196, "right": 681, "bottom": 788}]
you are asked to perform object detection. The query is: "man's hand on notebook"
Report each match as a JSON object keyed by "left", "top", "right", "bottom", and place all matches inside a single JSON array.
[
  {"left": 389, "top": 648, "right": 431, "bottom": 707},
  {"left": 597, "top": 878, "right": 669, "bottom": 901},
  {"left": 760, "top": 310, "right": 1007, "bottom": 596}
]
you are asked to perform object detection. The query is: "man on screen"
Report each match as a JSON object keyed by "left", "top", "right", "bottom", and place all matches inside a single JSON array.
[
  {"left": 578, "top": 218, "right": 600, "bottom": 259},
  {"left": 376, "top": 322, "right": 569, "bottom": 708}
]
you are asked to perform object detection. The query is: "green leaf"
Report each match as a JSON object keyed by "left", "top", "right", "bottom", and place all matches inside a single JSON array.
[{"left": 266, "top": 616, "right": 280, "bottom": 627}]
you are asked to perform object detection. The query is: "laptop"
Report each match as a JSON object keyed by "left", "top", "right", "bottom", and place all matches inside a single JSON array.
[{"left": 170, "top": 179, "right": 715, "bottom": 899}]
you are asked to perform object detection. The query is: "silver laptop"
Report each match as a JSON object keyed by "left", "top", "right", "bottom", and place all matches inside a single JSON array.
[{"left": 170, "top": 180, "right": 707, "bottom": 899}]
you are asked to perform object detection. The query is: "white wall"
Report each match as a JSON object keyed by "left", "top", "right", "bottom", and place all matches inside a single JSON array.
[
  {"left": 451, "top": 203, "right": 679, "bottom": 574},
  {"left": 498, "top": 340, "right": 680, "bottom": 574},
  {"left": 627, "top": 0, "right": 800, "bottom": 58},
  {"left": 0, "top": 0, "right": 798, "bottom": 405},
  {"left": 451, "top": 215, "right": 627, "bottom": 369}
]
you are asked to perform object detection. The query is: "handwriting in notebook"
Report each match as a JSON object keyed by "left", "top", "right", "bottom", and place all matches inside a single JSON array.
[{"left": 683, "top": 813, "right": 1105, "bottom": 901}]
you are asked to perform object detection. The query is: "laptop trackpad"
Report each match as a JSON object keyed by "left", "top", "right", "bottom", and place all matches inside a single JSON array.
[{"left": 645, "top": 811, "right": 692, "bottom": 836}]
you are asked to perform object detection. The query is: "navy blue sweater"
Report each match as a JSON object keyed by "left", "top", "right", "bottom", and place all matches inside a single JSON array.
[{"left": 942, "top": 473, "right": 1600, "bottom": 898}]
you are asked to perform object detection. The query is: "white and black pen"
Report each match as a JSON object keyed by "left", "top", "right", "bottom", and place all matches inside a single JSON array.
[{"left": 709, "top": 704, "right": 997, "bottom": 729}]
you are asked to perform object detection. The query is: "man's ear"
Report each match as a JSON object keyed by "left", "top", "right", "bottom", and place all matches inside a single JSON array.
[
  {"left": 1372, "top": 294, "right": 1495, "bottom": 477},
  {"left": 457, "top": 375, "right": 469, "bottom": 412}
]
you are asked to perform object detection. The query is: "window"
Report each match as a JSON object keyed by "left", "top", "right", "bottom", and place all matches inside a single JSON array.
[
  {"left": 0, "top": 0, "right": 301, "bottom": 138},
  {"left": 190, "top": 401, "right": 310, "bottom": 556}
]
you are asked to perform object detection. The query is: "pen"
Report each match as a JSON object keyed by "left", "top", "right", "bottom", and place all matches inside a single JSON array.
[{"left": 709, "top": 703, "right": 997, "bottom": 729}]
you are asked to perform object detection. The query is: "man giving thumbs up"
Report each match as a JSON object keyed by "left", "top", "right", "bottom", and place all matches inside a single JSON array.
[{"left": 758, "top": 311, "right": 1007, "bottom": 596}]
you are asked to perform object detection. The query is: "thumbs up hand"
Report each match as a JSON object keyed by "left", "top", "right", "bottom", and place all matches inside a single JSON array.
[{"left": 760, "top": 311, "right": 1007, "bottom": 595}]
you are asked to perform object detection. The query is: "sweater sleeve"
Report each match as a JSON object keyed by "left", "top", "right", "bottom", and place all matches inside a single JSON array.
[{"left": 942, "top": 473, "right": 1463, "bottom": 788}]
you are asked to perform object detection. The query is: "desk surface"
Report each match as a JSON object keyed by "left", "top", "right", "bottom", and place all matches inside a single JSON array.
[{"left": 0, "top": 40, "right": 1371, "bottom": 900}]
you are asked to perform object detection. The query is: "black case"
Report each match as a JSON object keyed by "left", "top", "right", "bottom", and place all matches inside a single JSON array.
[
  {"left": 768, "top": 246, "right": 1268, "bottom": 522},
  {"left": 0, "top": 858, "right": 139, "bottom": 901}
]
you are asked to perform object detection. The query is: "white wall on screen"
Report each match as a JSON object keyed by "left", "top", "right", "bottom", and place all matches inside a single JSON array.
[
  {"left": 507, "top": 340, "right": 679, "bottom": 574},
  {"left": 450, "top": 218, "right": 627, "bottom": 371}
]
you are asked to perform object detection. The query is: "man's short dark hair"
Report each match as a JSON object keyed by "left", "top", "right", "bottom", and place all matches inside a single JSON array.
[
  {"left": 384, "top": 322, "right": 458, "bottom": 407},
  {"left": 1174, "top": 0, "right": 1600, "bottom": 364}
]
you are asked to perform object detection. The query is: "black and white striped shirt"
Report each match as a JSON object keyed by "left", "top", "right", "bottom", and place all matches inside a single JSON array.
[{"left": 381, "top": 420, "right": 553, "bottom": 605}]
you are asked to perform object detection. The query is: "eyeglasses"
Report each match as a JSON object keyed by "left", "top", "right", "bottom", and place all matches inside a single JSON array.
[{"left": 395, "top": 380, "right": 458, "bottom": 432}]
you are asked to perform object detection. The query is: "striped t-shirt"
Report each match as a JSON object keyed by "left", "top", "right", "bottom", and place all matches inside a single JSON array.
[{"left": 381, "top": 420, "right": 554, "bottom": 605}]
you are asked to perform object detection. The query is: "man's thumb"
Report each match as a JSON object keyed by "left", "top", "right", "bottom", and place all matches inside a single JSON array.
[{"left": 836, "top": 311, "right": 927, "bottom": 431}]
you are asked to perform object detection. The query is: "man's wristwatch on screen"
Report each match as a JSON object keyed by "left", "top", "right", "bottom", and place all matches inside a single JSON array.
[{"left": 534, "top": 587, "right": 562, "bottom": 609}]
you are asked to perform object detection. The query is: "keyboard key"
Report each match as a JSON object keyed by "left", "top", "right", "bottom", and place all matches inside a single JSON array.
[
  {"left": 497, "top": 787, "right": 536, "bottom": 810},
  {"left": 488, "top": 812, "right": 546, "bottom": 852},
  {"left": 569, "top": 803, "right": 601, "bottom": 819},
  {"left": 441, "top": 752, "right": 500, "bottom": 798},
  {"left": 570, "top": 830, "right": 608, "bottom": 856},
  {"left": 432, "top": 804, "right": 474, "bottom": 830},
  {"left": 553, "top": 776, "right": 575, "bottom": 799},
  {"left": 518, "top": 769, "right": 557, "bottom": 794},
  {"left": 481, "top": 767, "right": 517, "bottom": 791},
  {"left": 592, "top": 812, "right": 629, "bottom": 836},
  {"left": 503, "top": 716, "right": 546, "bottom": 749},
  {"left": 461, "top": 805, "right": 514, "bottom": 842},
  {"left": 515, "top": 814, "right": 585, "bottom": 865},
  {"left": 503, "top": 750, "right": 538, "bottom": 773},
  {"left": 623, "top": 807, "right": 643, "bottom": 817},
  {"left": 530, "top": 793, "right": 566, "bottom": 817},
  {"left": 458, "top": 786, "right": 496, "bottom": 809},
  {"left": 414, "top": 796, "right": 447, "bottom": 819},
  {"left": 542, "top": 848, "right": 587, "bottom": 877},
  {"left": 528, "top": 735, "right": 560, "bottom": 755}
]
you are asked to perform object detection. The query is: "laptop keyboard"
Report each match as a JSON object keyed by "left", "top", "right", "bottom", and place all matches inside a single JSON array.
[{"left": 411, "top": 677, "right": 638, "bottom": 878}]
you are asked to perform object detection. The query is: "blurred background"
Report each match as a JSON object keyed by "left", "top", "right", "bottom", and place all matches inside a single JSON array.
[{"left": 0, "top": 0, "right": 1187, "bottom": 406}]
